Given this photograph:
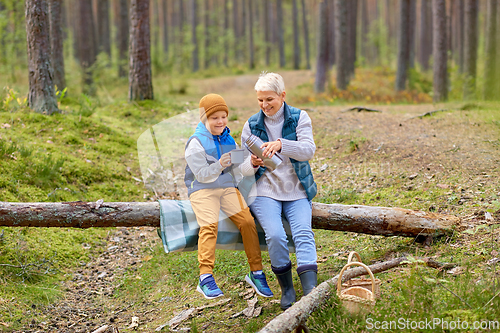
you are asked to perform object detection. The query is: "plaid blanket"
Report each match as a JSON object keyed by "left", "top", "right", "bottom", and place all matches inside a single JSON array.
[{"left": 158, "top": 200, "right": 295, "bottom": 253}]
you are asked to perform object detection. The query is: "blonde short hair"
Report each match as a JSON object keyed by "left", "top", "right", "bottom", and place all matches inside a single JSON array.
[{"left": 254, "top": 72, "right": 285, "bottom": 95}]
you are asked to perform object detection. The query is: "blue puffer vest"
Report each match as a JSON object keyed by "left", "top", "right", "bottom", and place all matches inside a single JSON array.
[
  {"left": 247, "top": 102, "right": 317, "bottom": 201},
  {"left": 184, "top": 122, "right": 237, "bottom": 196}
]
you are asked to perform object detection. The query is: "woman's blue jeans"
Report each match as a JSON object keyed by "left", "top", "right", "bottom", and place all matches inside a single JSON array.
[{"left": 249, "top": 197, "right": 317, "bottom": 269}]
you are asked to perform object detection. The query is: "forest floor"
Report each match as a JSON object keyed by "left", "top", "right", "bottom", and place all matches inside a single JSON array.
[{"left": 2, "top": 70, "right": 500, "bottom": 332}]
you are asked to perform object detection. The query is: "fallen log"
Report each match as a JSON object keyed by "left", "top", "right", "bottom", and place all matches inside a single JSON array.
[
  {"left": 258, "top": 257, "right": 408, "bottom": 333},
  {"left": 341, "top": 106, "right": 383, "bottom": 113},
  {"left": 0, "top": 201, "right": 460, "bottom": 238}
]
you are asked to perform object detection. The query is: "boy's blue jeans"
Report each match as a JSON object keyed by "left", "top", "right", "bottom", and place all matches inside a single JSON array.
[{"left": 249, "top": 197, "right": 317, "bottom": 269}]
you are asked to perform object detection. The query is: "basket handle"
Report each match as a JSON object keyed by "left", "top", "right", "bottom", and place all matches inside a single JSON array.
[
  {"left": 347, "top": 251, "right": 362, "bottom": 264},
  {"left": 336, "top": 262, "right": 376, "bottom": 299}
]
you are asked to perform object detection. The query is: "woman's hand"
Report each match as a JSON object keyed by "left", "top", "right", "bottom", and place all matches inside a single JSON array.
[
  {"left": 219, "top": 152, "right": 232, "bottom": 168},
  {"left": 261, "top": 140, "right": 282, "bottom": 158},
  {"left": 251, "top": 154, "right": 264, "bottom": 167}
]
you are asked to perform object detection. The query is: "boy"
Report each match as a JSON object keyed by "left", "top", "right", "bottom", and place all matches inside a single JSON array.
[{"left": 184, "top": 93, "right": 273, "bottom": 299}]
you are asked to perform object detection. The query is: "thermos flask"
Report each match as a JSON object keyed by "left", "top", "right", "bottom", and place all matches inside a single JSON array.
[{"left": 244, "top": 134, "right": 283, "bottom": 171}]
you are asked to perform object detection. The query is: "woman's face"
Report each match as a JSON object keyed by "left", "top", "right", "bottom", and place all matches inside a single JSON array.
[
  {"left": 257, "top": 90, "right": 286, "bottom": 116},
  {"left": 206, "top": 110, "right": 228, "bottom": 135}
]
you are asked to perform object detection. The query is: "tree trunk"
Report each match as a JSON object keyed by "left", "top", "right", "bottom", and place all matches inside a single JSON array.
[
  {"left": 161, "top": 0, "right": 168, "bottom": 56},
  {"left": 457, "top": 0, "right": 464, "bottom": 72},
  {"left": 408, "top": 0, "right": 416, "bottom": 68},
  {"left": 248, "top": 0, "right": 255, "bottom": 69},
  {"left": 118, "top": 0, "right": 129, "bottom": 78},
  {"left": 327, "top": 0, "right": 335, "bottom": 68},
  {"left": 483, "top": 0, "right": 497, "bottom": 100},
  {"left": 204, "top": 0, "right": 210, "bottom": 69},
  {"left": 395, "top": 0, "right": 410, "bottom": 91},
  {"left": 360, "top": 0, "right": 369, "bottom": 65},
  {"left": 78, "top": 0, "right": 96, "bottom": 95},
  {"left": 233, "top": 0, "right": 240, "bottom": 61},
  {"left": 335, "top": 0, "right": 348, "bottom": 90},
  {"left": 292, "top": 0, "right": 300, "bottom": 69},
  {"left": 265, "top": 0, "right": 272, "bottom": 66},
  {"left": 25, "top": 0, "right": 59, "bottom": 115},
  {"left": 314, "top": 0, "right": 329, "bottom": 93},
  {"left": 301, "top": 0, "right": 311, "bottom": 69},
  {"left": 96, "top": 0, "right": 111, "bottom": 56},
  {"left": 191, "top": 0, "right": 199, "bottom": 72},
  {"left": 432, "top": 0, "right": 447, "bottom": 102},
  {"left": 0, "top": 202, "right": 459, "bottom": 238},
  {"left": 224, "top": 0, "right": 229, "bottom": 66},
  {"left": 463, "top": 0, "right": 478, "bottom": 99},
  {"left": 129, "top": 0, "right": 154, "bottom": 101},
  {"left": 49, "top": 0, "right": 66, "bottom": 91},
  {"left": 419, "top": 0, "right": 432, "bottom": 70},
  {"left": 277, "top": 0, "right": 285, "bottom": 67},
  {"left": 347, "top": 0, "right": 357, "bottom": 78}
]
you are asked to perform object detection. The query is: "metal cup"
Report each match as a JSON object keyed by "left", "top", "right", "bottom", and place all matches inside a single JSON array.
[
  {"left": 244, "top": 134, "right": 283, "bottom": 171},
  {"left": 230, "top": 149, "right": 245, "bottom": 164}
]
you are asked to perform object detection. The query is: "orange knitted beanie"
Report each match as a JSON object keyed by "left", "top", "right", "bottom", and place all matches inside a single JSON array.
[{"left": 199, "top": 94, "right": 229, "bottom": 121}]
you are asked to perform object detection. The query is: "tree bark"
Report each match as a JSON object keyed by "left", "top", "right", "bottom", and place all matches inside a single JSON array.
[
  {"left": 335, "top": 0, "right": 348, "bottom": 90},
  {"left": 49, "top": 0, "right": 66, "bottom": 91},
  {"left": 204, "top": 0, "right": 210, "bottom": 69},
  {"left": 79, "top": 0, "right": 97, "bottom": 95},
  {"left": 0, "top": 201, "right": 460, "bottom": 238},
  {"left": 292, "top": 0, "right": 300, "bottom": 69},
  {"left": 191, "top": 0, "right": 199, "bottom": 72},
  {"left": 314, "top": 0, "right": 329, "bottom": 93},
  {"left": 129, "top": 0, "right": 154, "bottom": 101},
  {"left": 258, "top": 257, "right": 408, "bottom": 333},
  {"left": 277, "top": 0, "right": 285, "bottom": 67},
  {"left": 26, "top": 0, "right": 59, "bottom": 115},
  {"left": 265, "top": 0, "right": 271, "bottom": 66},
  {"left": 360, "top": 0, "right": 369, "bottom": 64},
  {"left": 395, "top": 0, "right": 410, "bottom": 91},
  {"left": 233, "top": 0, "right": 240, "bottom": 61},
  {"left": 418, "top": 0, "right": 432, "bottom": 70},
  {"left": 327, "top": 0, "right": 335, "bottom": 68},
  {"left": 96, "top": 0, "right": 111, "bottom": 56},
  {"left": 408, "top": 0, "right": 416, "bottom": 68},
  {"left": 347, "top": 0, "right": 357, "bottom": 78},
  {"left": 248, "top": 0, "right": 255, "bottom": 69},
  {"left": 463, "top": 0, "right": 478, "bottom": 99},
  {"left": 483, "top": 0, "right": 497, "bottom": 100},
  {"left": 118, "top": 0, "right": 129, "bottom": 78},
  {"left": 301, "top": 0, "right": 311, "bottom": 69},
  {"left": 161, "top": 0, "right": 169, "bottom": 56},
  {"left": 224, "top": 0, "right": 229, "bottom": 66},
  {"left": 457, "top": 0, "right": 464, "bottom": 73},
  {"left": 432, "top": 0, "right": 447, "bottom": 102}
]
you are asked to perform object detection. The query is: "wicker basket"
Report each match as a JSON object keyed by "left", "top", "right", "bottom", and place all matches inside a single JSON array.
[
  {"left": 337, "top": 262, "right": 376, "bottom": 314},
  {"left": 341, "top": 252, "right": 381, "bottom": 299}
]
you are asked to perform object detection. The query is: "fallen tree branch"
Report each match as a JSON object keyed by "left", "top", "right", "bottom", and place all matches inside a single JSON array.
[
  {"left": 0, "top": 202, "right": 460, "bottom": 238},
  {"left": 258, "top": 256, "right": 456, "bottom": 333},
  {"left": 407, "top": 109, "right": 450, "bottom": 120},
  {"left": 258, "top": 257, "right": 408, "bottom": 333},
  {"left": 341, "top": 106, "right": 383, "bottom": 113}
]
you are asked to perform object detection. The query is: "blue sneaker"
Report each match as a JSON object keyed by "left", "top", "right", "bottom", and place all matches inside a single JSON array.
[
  {"left": 245, "top": 272, "right": 274, "bottom": 298},
  {"left": 197, "top": 275, "right": 224, "bottom": 299}
]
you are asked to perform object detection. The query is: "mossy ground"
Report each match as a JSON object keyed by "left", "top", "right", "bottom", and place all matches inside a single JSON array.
[{"left": 0, "top": 67, "right": 499, "bottom": 332}]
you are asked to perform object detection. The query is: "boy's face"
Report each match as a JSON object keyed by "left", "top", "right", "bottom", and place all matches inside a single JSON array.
[
  {"left": 205, "top": 110, "right": 228, "bottom": 135},
  {"left": 257, "top": 90, "right": 286, "bottom": 116}
]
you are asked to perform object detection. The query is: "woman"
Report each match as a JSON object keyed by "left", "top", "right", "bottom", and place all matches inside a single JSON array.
[{"left": 240, "top": 72, "right": 318, "bottom": 310}]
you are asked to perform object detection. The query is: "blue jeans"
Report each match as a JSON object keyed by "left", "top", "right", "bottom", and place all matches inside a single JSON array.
[{"left": 249, "top": 197, "right": 317, "bottom": 269}]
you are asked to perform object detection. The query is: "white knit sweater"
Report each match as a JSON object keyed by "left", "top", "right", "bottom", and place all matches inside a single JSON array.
[{"left": 240, "top": 103, "right": 316, "bottom": 201}]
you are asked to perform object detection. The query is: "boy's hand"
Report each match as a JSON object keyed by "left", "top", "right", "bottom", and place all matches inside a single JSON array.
[
  {"left": 261, "top": 140, "right": 282, "bottom": 158},
  {"left": 251, "top": 154, "right": 264, "bottom": 167},
  {"left": 219, "top": 152, "right": 232, "bottom": 168}
]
